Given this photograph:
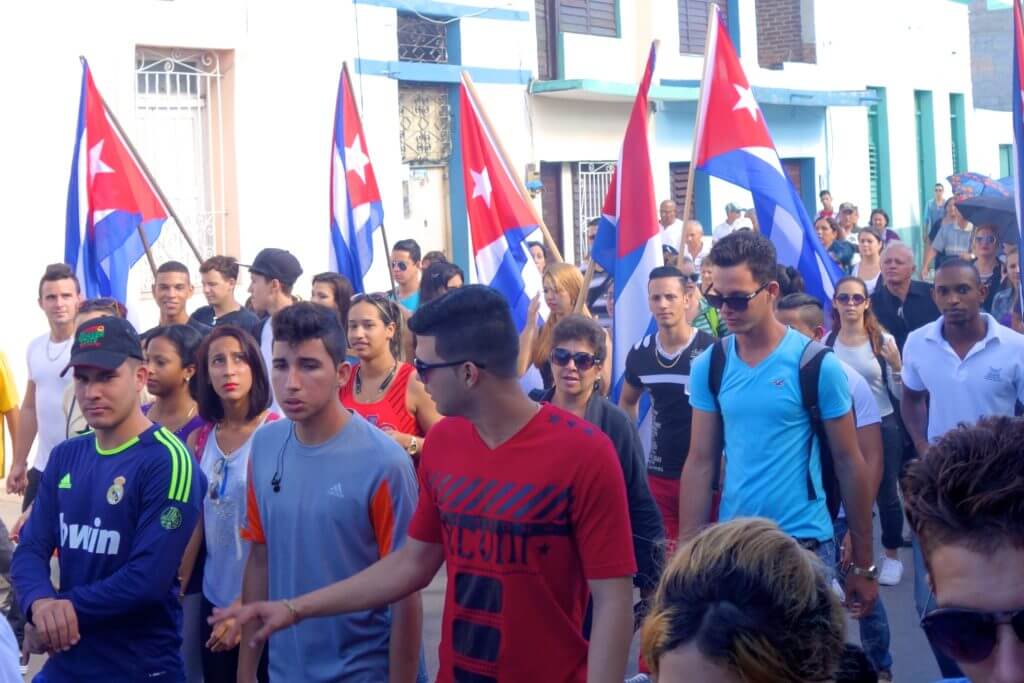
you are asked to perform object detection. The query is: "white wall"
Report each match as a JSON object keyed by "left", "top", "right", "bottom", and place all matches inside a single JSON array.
[{"left": 0, "top": 0, "right": 534, "bottom": 408}]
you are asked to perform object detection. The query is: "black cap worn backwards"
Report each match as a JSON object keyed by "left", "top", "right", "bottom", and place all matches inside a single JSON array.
[
  {"left": 247, "top": 248, "right": 303, "bottom": 287},
  {"left": 61, "top": 316, "right": 144, "bottom": 377}
]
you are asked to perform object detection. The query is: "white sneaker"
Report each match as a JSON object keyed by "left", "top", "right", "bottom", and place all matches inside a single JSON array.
[{"left": 879, "top": 556, "right": 904, "bottom": 586}]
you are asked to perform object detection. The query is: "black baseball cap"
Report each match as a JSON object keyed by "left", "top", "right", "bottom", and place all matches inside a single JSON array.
[
  {"left": 247, "top": 248, "right": 303, "bottom": 287},
  {"left": 61, "top": 316, "right": 144, "bottom": 377}
]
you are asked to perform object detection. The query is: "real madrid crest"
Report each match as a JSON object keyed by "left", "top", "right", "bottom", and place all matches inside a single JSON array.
[{"left": 107, "top": 476, "right": 126, "bottom": 505}]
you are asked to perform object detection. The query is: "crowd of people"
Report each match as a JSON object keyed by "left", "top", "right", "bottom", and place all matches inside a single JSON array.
[{"left": 0, "top": 187, "right": 1020, "bottom": 683}]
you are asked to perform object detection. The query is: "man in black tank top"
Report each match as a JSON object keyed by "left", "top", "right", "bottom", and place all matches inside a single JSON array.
[{"left": 620, "top": 266, "right": 715, "bottom": 545}]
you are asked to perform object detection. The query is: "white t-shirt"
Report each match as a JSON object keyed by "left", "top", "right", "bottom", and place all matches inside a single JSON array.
[
  {"left": 833, "top": 334, "right": 899, "bottom": 418},
  {"left": 840, "top": 359, "right": 881, "bottom": 428},
  {"left": 853, "top": 264, "right": 881, "bottom": 295},
  {"left": 902, "top": 313, "right": 1024, "bottom": 442},
  {"left": 660, "top": 219, "right": 684, "bottom": 250},
  {"left": 260, "top": 320, "right": 280, "bottom": 414},
  {"left": 712, "top": 221, "right": 735, "bottom": 243},
  {"left": 26, "top": 333, "right": 72, "bottom": 472}
]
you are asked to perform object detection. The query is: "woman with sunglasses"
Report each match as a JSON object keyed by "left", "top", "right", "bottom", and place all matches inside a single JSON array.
[
  {"left": 992, "top": 246, "right": 1024, "bottom": 332},
  {"left": 539, "top": 315, "right": 664, "bottom": 606},
  {"left": 342, "top": 294, "right": 441, "bottom": 460},
  {"left": 418, "top": 261, "right": 465, "bottom": 305},
  {"left": 518, "top": 262, "right": 612, "bottom": 392},
  {"left": 179, "top": 326, "right": 275, "bottom": 682},
  {"left": 853, "top": 226, "right": 884, "bottom": 295},
  {"left": 827, "top": 276, "right": 905, "bottom": 586},
  {"left": 311, "top": 272, "right": 354, "bottom": 327},
  {"left": 971, "top": 224, "right": 1003, "bottom": 312}
]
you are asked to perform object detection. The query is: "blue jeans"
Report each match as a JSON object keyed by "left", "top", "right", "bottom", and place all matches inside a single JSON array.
[
  {"left": 833, "top": 517, "right": 893, "bottom": 673},
  {"left": 912, "top": 535, "right": 965, "bottom": 678},
  {"left": 417, "top": 646, "right": 429, "bottom": 683}
]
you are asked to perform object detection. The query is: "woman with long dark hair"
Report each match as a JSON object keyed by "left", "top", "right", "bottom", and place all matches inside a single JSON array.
[
  {"left": 418, "top": 262, "right": 464, "bottom": 305},
  {"left": 311, "top": 272, "right": 354, "bottom": 327},
  {"left": 179, "top": 326, "right": 275, "bottom": 682},
  {"left": 827, "top": 275, "right": 905, "bottom": 586},
  {"left": 142, "top": 323, "right": 207, "bottom": 682},
  {"left": 341, "top": 293, "right": 441, "bottom": 460}
]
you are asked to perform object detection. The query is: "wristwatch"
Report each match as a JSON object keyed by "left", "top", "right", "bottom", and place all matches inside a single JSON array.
[
  {"left": 406, "top": 436, "right": 420, "bottom": 456},
  {"left": 851, "top": 564, "right": 879, "bottom": 581}
]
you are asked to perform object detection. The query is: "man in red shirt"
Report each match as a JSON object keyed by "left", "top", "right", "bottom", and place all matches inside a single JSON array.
[{"left": 212, "top": 285, "right": 637, "bottom": 683}]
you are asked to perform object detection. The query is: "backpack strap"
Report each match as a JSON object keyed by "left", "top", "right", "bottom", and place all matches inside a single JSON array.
[
  {"left": 798, "top": 340, "right": 835, "bottom": 512},
  {"left": 193, "top": 422, "right": 215, "bottom": 464},
  {"left": 824, "top": 330, "right": 838, "bottom": 348},
  {"left": 707, "top": 339, "right": 729, "bottom": 493}
]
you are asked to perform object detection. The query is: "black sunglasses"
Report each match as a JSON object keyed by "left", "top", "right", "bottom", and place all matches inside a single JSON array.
[
  {"left": 835, "top": 293, "right": 867, "bottom": 306},
  {"left": 921, "top": 607, "right": 1024, "bottom": 663},
  {"left": 549, "top": 347, "right": 602, "bottom": 371},
  {"left": 391, "top": 261, "right": 409, "bottom": 271},
  {"left": 413, "top": 357, "right": 486, "bottom": 382},
  {"left": 976, "top": 234, "right": 997, "bottom": 245},
  {"left": 705, "top": 282, "right": 770, "bottom": 311},
  {"left": 681, "top": 272, "right": 700, "bottom": 284}
]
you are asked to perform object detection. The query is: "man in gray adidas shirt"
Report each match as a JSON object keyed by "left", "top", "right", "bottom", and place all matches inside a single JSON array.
[{"left": 238, "top": 303, "right": 420, "bottom": 683}]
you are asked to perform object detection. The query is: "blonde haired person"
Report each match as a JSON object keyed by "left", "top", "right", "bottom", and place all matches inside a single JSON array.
[
  {"left": 641, "top": 518, "right": 846, "bottom": 683},
  {"left": 518, "top": 262, "right": 612, "bottom": 392}
]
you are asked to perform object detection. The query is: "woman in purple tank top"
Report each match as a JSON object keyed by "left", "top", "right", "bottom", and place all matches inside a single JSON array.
[
  {"left": 141, "top": 323, "right": 208, "bottom": 683},
  {"left": 142, "top": 324, "right": 207, "bottom": 443}
]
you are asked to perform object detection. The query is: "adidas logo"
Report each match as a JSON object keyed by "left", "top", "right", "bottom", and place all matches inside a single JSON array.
[
  {"left": 59, "top": 473, "right": 71, "bottom": 489},
  {"left": 327, "top": 483, "right": 345, "bottom": 499}
]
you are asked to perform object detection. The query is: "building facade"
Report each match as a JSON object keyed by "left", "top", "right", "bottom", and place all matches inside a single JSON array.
[{"left": 0, "top": 0, "right": 1013, "bottom": 440}]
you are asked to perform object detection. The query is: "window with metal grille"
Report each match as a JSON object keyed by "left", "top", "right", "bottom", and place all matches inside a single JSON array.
[
  {"left": 559, "top": 0, "right": 617, "bottom": 38},
  {"left": 398, "top": 83, "right": 452, "bottom": 166},
  {"left": 678, "top": 0, "right": 728, "bottom": 55},
  {"left": 397, "top": 13, "right": 449, "bottom": 64},
  {"left": 867, "top": 109, "right": 880, "bottom": 211},
  {"left": 571, "top": 161, "right": 615, "bottom": 263},
  {"left": 135, "top": 47, "right": 232, "bottom": 289}
]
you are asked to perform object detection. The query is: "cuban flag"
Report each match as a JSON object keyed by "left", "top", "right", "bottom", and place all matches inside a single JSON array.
[
  {"left": 459, "top": 75, "right": 544, "bottom": 331},
  {"left": 592, "top": 42, "right": 662, "bottom": 399},
  {"left": 330, "top": 66, "right": 384, "bottom": 294},
  {"left": 1013, "top": 0, "right": 1024, "bottom": 314},
  {"left": 694, "top": 8, "right": 840, "bottom": 309},
  {"left": 65, "top": 59, "right": 167, "bottom": 304}
]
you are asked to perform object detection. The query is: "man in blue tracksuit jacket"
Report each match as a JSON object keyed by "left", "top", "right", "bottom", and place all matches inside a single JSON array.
[{"left": 11, "top": 315, "right": 205, "bottom": 682}]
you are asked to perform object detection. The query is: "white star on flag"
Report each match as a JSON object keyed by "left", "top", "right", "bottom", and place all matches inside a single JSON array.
[
  {"left": 345, "top": 134, "right": 370, "bottom": 183},
  {"left": 471, "top": 167, "right": 492, "bottom": 208},
  {"left": 89, "top": 140, "right": 114, "bottom": 178},
  {"left": 732, "top": 84, "right": 760, "bottom": 122}
]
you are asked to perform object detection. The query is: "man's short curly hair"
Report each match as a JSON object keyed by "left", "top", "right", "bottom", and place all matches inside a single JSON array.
[{"left": 902, "top": 416, "right": 1024, "bottom": 566}]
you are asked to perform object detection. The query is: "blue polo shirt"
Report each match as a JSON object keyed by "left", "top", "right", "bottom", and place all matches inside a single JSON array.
[{"left": 690, "top": 328, "right": 852, "bottom": 542}]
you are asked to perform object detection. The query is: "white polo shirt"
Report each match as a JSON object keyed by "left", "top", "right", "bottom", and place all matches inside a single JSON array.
[{"left": 901, "top": 313, "right": 1024, "bottom": 442}]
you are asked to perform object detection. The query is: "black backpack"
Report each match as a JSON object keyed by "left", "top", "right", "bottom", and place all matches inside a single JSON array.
[{"left": 708, "top": 338, "right": 841, "bottom": 521}]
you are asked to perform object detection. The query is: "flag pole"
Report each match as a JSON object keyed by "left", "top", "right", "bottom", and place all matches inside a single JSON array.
[
  {"left": 460, "top": 71, "right": 565, "bottom": 264},
  {"left": 341, "top": 61, "right": 398, "bottom": 298},
  {"left": 678, "top": 3, "right": 718, "bottom": 258},
  {"left": 98, "top": 95, "right": 204, "bottom": 266}
]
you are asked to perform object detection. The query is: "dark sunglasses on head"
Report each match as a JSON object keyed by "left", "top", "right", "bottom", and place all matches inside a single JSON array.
[
  {"left": 391, "top": 261, "right": 409, "bottom": 271},
  {"left": 413, "top": 357, "right": 486, "bottom": 382},
  {"left": 704, "top": 282, "right": 769, "bottom": 311},
  {"left": 835, "top": 292, "right": 867, "bottom": 306},
  {"left": 921, "top": 606, "right": 1024, "bottom": 664},
  {"left": 549, "top": 347, "right": 602, "bottom": 371},
  {"left": 350, "top": 292, "right": 395, "bottom": 322}
]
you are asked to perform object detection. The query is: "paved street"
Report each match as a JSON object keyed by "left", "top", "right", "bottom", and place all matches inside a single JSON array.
[{"left": 0, "top": 493, "right": 942, "bottom": 682}]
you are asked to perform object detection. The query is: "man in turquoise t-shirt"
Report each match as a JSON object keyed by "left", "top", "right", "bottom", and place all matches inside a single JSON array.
[
  {"left": 389, "top": 239, "right": 422, "bottom": 312},
  {"left": 678, "top": 231, "right": 878, "bottom": 619}
]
